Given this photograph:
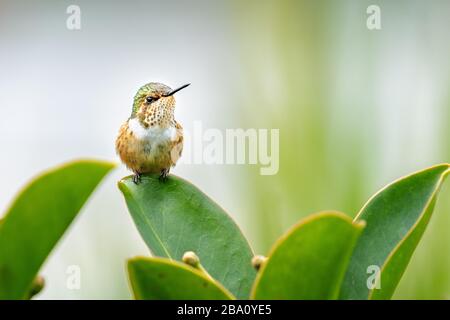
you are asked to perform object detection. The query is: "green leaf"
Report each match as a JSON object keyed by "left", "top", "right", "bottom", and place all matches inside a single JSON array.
[
  {"left": 0, "top": 159, "right": 115, "bottom": 299},
  {"left": 251, "top": 212, "right": 365, "bottom": 299},
  {"left": 340, "top": 164, "right": 450, "bottom": 300},
  {"left": 128, "top": 257, "right": 234, "bottom": 300},
  {"left": 118, "top": 174, "right": 256, "bottom": 299}
]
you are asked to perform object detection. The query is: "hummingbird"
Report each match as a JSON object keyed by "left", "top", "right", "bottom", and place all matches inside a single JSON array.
[{"left": 115, "top": 82, "right": 189, "bottom": 184}]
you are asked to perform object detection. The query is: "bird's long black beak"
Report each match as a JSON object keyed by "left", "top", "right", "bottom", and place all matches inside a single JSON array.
[{"left": 164, "top": 83, "right": 190, "bottom": 97}]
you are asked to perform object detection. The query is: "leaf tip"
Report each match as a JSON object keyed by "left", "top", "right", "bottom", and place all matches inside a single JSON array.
[
  {"left": 126, "top": 256, "right": 148, "bottom": 278},
  {"left": 353, "top": 219, "right": 367, "bottom": 230},
  {"left": 127, "top": 256, "right": 142, "bottom": 265},
  {"left": 117, "top": 176, "right": 134, "bottom": 193}
]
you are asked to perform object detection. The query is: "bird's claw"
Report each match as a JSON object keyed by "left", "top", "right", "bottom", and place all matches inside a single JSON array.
[
  {"left": 133, "top": 173, "right": 142, "bottom": 184},
  {"left": 159, "top": 168, "right": 169, "bottom": 182}
]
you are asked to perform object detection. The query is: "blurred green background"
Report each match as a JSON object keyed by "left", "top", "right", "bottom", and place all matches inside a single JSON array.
[
  {"left": 0, "top": 0, "right": 449, "bottom": 299},
  {"left": 232, "top": 0, "right": 450, "bottom": 299}
]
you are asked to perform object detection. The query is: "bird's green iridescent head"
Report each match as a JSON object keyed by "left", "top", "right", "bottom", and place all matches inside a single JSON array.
[{"left": 131, "top": 82, "right": 190, "bottom": 117}]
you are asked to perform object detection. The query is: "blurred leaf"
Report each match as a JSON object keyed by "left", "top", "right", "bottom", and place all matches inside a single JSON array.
[
  {"left": 118, "top": 174, "right": 256, "bottom": 299},
  {"left": 0, "top": 159, "right": 115, "bottom": 299},
  {"left": 251, "top": 212, "right": 365, "bottom": 299},
  {"left": 128, "top": 257, "right": 234, "bottom": 300},
  {"left": 340, "top": 164, "right": 450, "bottom": 300}
]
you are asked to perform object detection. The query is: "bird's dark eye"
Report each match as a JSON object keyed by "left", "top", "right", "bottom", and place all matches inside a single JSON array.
[{"left": 146, "top": 96, "right": 154, "bottom": 104}]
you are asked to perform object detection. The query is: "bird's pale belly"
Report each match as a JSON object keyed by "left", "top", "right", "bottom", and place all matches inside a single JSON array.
[{"left": 123, "top": 137, "right": 173, "bottom": 173}]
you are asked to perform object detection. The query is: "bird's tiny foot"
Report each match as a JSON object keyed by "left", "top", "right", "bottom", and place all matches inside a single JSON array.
[
  {"left": 159, "top": 168, "right": 169, "bottom": 182},
  {"left": 133, "top": 172, "right": 142, "bottom": 184}
]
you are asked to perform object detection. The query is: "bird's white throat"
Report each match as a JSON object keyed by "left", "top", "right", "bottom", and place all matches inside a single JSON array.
[{"left": 128, "top": 117, "right": 176, "bottom": 143}]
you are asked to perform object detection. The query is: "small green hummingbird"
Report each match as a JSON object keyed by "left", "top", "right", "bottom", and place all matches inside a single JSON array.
[{"left": 116, "top": 82, "right": 189, "bottom": 184}]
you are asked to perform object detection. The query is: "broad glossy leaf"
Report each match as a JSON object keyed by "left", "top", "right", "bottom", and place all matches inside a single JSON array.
[
  {"left": 128, "top": 257, "right": 234, "bottom": 300},
  {"left": 0, "top": 160, "right": 115, "bottom": 299},
  {"left": 340, "top": 164, "right": 450, "bottom": 300},
  {"left": 251, "top": 212, "right": 365, "bottom": 299},
  {"left": 118, "top": 174, "right": 256, "bottom": 299}
]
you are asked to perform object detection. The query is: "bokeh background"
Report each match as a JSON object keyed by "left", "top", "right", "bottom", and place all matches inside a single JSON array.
[{"left": 0, "top": 0, "right": 449, "bottom": 299}]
